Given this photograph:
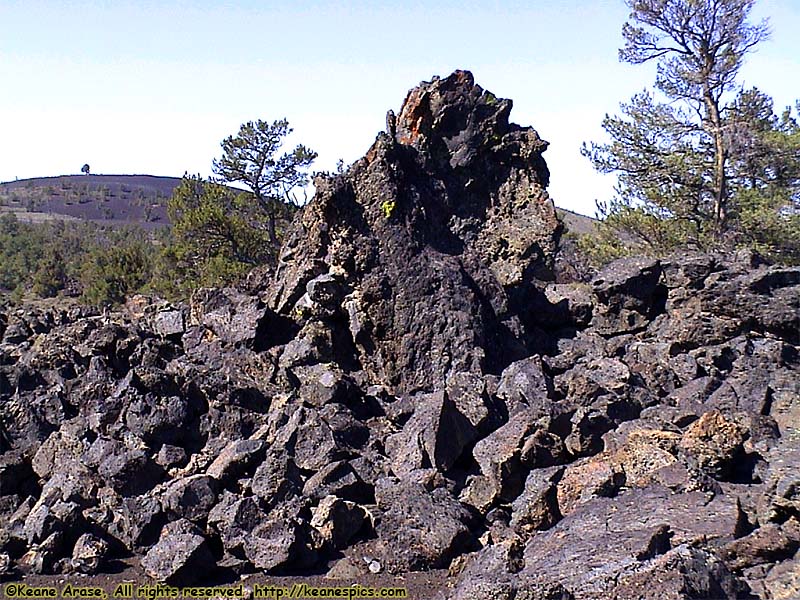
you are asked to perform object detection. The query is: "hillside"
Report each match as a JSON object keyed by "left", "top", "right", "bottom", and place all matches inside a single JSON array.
[
  {"left": 0, "top": 174, "right": 179, "bottom": 228},
  {"left": 1, "top": 175, "right": 599, "bottom": 235},
  {"left": 558, "top": 207, "right": 598, "bottom": 236},
  {"left": 0, "top": 174, "right": 300, "bottom": 302}
]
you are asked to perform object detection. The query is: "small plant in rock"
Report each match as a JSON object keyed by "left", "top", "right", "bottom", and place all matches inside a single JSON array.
[{"left": 381, "top": 199, "right": 396, "bottom": 219}]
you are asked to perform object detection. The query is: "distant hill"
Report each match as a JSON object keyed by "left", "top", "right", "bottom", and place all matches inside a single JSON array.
[
  {"left": 0, "top": 174, "right": 182, "bottom": 229},
  {"left": 1, "top": 174, "right": 600, "bottom": 236},
  {"left": 557, "top": 207, "right": 598, "bottom": 236}
]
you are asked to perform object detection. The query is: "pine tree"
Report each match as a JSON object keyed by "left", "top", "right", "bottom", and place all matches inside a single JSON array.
[
  {"left": 581, "top": 0, "right": 799, "bottom": 263},
  {"left": 212, "top": 119, "right": 316, "bottom": 245},
  {"left": 80, "top": 240, "right": 152, "bottom": 306},
  {"left": 164, "top": 175, "right": 273, "bottom": 291}
]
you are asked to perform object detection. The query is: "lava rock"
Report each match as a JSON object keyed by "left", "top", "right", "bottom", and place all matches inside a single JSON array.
[
  {"left": 302, "top": 460, "right": 372, "bottom": 503},
  {"left": 1, "top": 71, "right": 798, "bottom": 596},
  {"left": 268, "top": 70, "right": 560, "bottom": 394},
  {"left": 510, "top": 466, "right": 563, "bottom": 535},
  {"left": 207, "top": 494, "right": 265, "bottom": 556},
  {"left": 152, "top": 310, "right": 185, "bottom": 338},
  {"left": 556, "top": 455, "right": 624, "bottom": 516},
  {"left": 720, "top": 519, "right": 800, "bottom": 572},
  {"left": 464, "top": 409, "right": 542, "bottom": 508},
  {"left": 163, "top": 475, "right": 217, "bottom": 523},
  {"left": 512, "top": 486, "right": 746, "bottom": 598},
  {"left": 18, "top": 532, "right": 64, "bottom": 575},
  {"left": 96, "top": 444, "right": 163, "bottom": 497},
  {"left": 250, "top": 450, "right": 303, "bottom": 508},
  {"left": 141, "top": 519, "right": 215, "bottom": 585},
  {"left": 114, "top": 494, "right": 165, "bottom": 552},
  {"left": 243, "top": 502, "right": 314, "bottom": 572},
  {"left": 206, "top": 439, "right": 265, "bottom": 482},
  {"left": 678, "top": 411, "right": 747, "bottom": 480},
  {"left": 190, "top": 287, "right": 273, "bottom": 347},
  {"left": 496, "top": 356, "right": 554, "bottom": 418},
  {"left": 310, "top": 495, "right": 370, "bottom": 550},
  {"left": 445, "top": 371, "right": 495, "bottom": 433},
  {"left": 610, "top": 545, "right": 750, "bottom": 600},
  {"left": 70, "top": 533, "right": 108, "bottom": 575},
  {"left": 369, "top": 478, "right": 474, "bottom": 573},
  {"left": 590, "top": 257, "right": 664, "bottom": 336},
  {"left": 385, "top": 391, "right": 477, "bottom": 477}
]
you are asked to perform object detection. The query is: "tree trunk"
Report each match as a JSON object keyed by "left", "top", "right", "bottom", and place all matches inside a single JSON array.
[
  {"left": 702, "top": 72, "right": 728, "bottom": 238},
  {"left": 256, "top": 192, "right": 278, "bottom": 247},
  {"left": 267, "top": 211, "right": 278, "bottom": 248},
  {"left": 712, "top": 118, "right": 728, "bottom": 233}
]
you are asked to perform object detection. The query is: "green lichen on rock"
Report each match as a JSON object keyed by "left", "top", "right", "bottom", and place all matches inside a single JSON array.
[{"left": 381, "top": 199, "right": 396, "bottom": 219}]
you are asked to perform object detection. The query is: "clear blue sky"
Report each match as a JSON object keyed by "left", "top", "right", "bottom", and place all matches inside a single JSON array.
[{"left": 1, "top": 0, "right": 798, "bottom": 216}]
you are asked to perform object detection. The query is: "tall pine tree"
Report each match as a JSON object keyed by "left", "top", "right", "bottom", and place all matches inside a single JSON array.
[{"left": 582, "top": 0, "right": 800, "bottom": 263}]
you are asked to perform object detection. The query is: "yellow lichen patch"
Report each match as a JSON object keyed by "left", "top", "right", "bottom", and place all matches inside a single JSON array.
[{"left": 381, "top": 199, "right": 396, "bottom": 219}]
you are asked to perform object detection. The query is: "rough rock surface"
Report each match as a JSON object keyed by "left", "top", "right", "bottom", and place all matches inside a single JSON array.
[
  {"left": 1, "top": 71, "right": 799, "bottom": 599},
  {"left": 269, "top": 69, "right": 561, "bottom": 394}
]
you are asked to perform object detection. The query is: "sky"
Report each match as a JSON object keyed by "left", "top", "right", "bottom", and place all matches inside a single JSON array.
[{"left": 1, "top": 0, "right": 798, "bottom": 216}]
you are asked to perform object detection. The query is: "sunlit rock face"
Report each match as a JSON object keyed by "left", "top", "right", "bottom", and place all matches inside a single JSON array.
[{"left": 268, "top": 70, "right": 561, "bottom": 394}]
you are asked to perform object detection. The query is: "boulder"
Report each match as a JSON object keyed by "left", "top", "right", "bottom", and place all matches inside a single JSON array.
[
  {"left": 243, "top": 502, "right": 314, "bottom": 572},
  {"left": 610, "top": 545, "right": 750, "bottom": 600},
  {"left": 563, "top": 405, "right": 615, "bottom": 457},
  {"left": 141, "top": 519, "right": 215, "bottom": 585},
  {"left": 496, "top": 356, "right": 554, "bottom": 417},
  {"left": 96, "top": 444, "right": 163, "bottom": 497},
  {"left": 445, "top": 371, "right": 495, "bottom": 433},
  {"left": 123, "top": 388, "right": 192, "bottom": 446},
  {"left": 762, "top": 549, "right": 800, "bottom": 600},
  {"left": 206, "top": 439, "right": 265, "bottom": 482},
  {"left": 292, "top": 363, "right": 354, "bottom": 407},
  {"left": 290, "top": 409, "right": 348, "bottom": 471},
  {"left": 509, "top": 487, "right": 747, "bottom": 597},
  {"left": 385, "top": 391, "right": 477, "bottom": 477},
  {"left": 369, "top": 478, "right": 474, "bottom": 572},
  {"left": 163, "top": 475, "right": 217, "bottom": 523},
  {"left": 590, "top": 257, "right": 664, "bottom": 336},
  {"left": 510, "top": 466, "right": 563, "bottom": 535},
  {"left": 461, "top": 409, "right": 541, "bottom": 510},
  {"left": 444, "top": 539, "right": 536, "bottom": 600},
  {"left": 18, "top": 531, "right": 64, "bottom": 575},
  {"left": 155, "top": 444, "right": 187, "bottom": 469},
  {"left": 23, "top": 504, "right": 61, "bottom": 545},
  {"left": 532, "top": 282, "right": 593, "bottom": 331},
  {"left": 302, "top": 460, "right": 372, "bottom": 503},
  {"left": 758, "top": 438, "right": 800, "bottom": 524},
  {"left": 207, "top": 494, "right": 265, "bottom": 556},
  {"left": 565, "top": 357, "right": 632, "bottom": 403},
  {"left": 310, "top": 495, "right": 370, "bottom": 550},
  {"left": 719, "top": 519, "right": 800, "bottom": 571},
  {"left": 556, "top": 455, "right": 624, "bottom": 516},
  {"left": 113, "top": 494, "right": 165, "bottom": 552},
  {"left": 602, "top": 423, "right": 713, "bottom": 492},
  {"left": 152, "top": 310, "right": 185, "bottom": 338},
  {"left": 250, "top": 450, "right": 302, "bottom": 508},
  {"left": 70, "top": 533, "right": 108, "bottom": 575},
  {"left": 678, "top": 411, "right": 747, "bottom": 480},
  {"left": 190, "top": 287, "right": 276, "bottom": 347}
]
